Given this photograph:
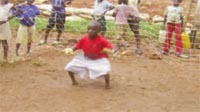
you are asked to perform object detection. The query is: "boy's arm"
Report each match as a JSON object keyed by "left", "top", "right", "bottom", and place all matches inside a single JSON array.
[
  {"left": 101, "top": 39, "right": 113, "bottom": 54},
  {"left": 64, "top": 0, "right": 74, "bottom": 6},
  {"left": 163, "top": 15, "right": 167, "bottom": 26},
  {"left": 103, "top": 5, "right": 115, "bottom": 15},
  {"left": 0, "top": 21, "right": 7, "bottom": 25}
]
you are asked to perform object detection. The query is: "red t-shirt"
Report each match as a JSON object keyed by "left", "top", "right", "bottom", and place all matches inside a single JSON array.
[{"left": 75, "top": 35, "right": 113, "bottom": 59}]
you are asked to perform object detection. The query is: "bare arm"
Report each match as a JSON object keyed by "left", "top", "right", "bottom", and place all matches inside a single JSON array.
[
  {"left": 64, "top": 0, "right": 74, "bottom": 6},
  {"left": 0, "top": 21, "right": 7, "bottom": 25}
]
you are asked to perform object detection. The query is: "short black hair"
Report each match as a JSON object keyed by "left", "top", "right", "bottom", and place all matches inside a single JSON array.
[{"left": 118, "top": 0, "right": 128, "bottom": 4}]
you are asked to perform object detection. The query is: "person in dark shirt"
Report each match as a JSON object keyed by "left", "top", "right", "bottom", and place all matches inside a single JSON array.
[{"left": 40, "top": 0, "right": 73, "bottom": 45}]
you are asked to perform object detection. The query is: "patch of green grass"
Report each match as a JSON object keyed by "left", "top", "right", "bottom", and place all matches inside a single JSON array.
[{"left": 9, "top": 17, "right": 161, "bottom": 39}]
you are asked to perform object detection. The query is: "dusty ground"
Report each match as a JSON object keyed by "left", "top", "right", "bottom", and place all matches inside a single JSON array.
[
  {"left": 0, "top": 31, "right": 200, "bottom": 112},
  {"left": 0, "top": 0, "right": 200, "bottom": 112}
]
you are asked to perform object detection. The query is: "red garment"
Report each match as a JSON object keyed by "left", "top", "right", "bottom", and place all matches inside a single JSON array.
[
  {"left": 163, "top": 23, "right": 182, "bottom": 54},
  {"left": 75, "top": 35, "right": 113, "bottom": 59}
]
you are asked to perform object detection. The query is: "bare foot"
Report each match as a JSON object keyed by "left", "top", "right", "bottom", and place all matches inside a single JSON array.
[
  {"left": 72, "top": 82, "right": 78, "bottom": 86},
  {"left": 105, "top": 85, "right": 111, "bottom": 89},
  {"left": 16, "top": 51, "right": 19, "bottom": 56}
]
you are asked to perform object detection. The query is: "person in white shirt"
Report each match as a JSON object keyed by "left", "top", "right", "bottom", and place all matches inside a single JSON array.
[
  {"left": 92, "top": 0, "right": 114, "bottom": 37},
  {"left": 0, "top": 0, "right": 14, "bottom": 61},
  {"left": 162, "top": 0, "right": 186, "bottom": 57}
]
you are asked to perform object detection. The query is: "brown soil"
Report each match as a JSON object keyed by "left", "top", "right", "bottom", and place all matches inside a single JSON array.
[
  {"left": 0, "top": 0, "right": 200, "bottom": 112},
  {"left": 0, "top": 31, "right": 200, "bottom": 112}
]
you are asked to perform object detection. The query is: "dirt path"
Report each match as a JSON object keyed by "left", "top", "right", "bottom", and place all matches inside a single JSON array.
[{"left": 0, "top": 32, "right": 200, "bottom": 112}]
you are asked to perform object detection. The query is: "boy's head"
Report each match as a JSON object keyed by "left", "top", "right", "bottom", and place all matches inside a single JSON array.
[
  {"left": 98, "top": 0, "right": 103, "bottom": 2},
  {"left": 27, "top": 0, "right": 34, "bottom": 5},
  {"left": 87, "top": 21, "right": 101, "bottom": 39},
  {"left": 1, "top": 0, "right": 9, "bottom": 4},
  {"left": 173, "top": 0, "right": 179, "bottom": 6},
  {"left": 118, "top": 0, "right": 128, "bottom": 4}
]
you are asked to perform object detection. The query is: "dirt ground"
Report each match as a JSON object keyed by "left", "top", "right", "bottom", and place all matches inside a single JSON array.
[
  {"left": 0, "top": 30, "right": 200, "bottom": 112},
  {"left": 0, "top": 0, "right": 200, "bottom": 112}
]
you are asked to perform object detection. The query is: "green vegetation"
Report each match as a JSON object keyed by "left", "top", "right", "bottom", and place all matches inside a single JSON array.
[{"left": 9, "top": 17, "right": 161, "bottom": 39}]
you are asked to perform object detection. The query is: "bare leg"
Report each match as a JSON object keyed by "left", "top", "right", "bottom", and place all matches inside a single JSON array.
[
  {"left": 68, "top": 71, "right": 78, "bottom": 85},
  {"left": 56, "top": 30, "right": 62, "bottom": 41},
  {"left": 44, "top": 29, "right": 51, "bottom": 43},
  {"left": 104, "top": 74, "right": 110, "bottom": 89},
  {"left": 135, "top": 37, "right": 143, "bottom": 55},
  {"left": 2, "top": 40, "right": 8, "bottom": 61},
  {"left": 27, "top": 42, "right": 31, "bottom": 54},
  {"left": 135, "top": 37, "right": 141, "bottom": 48},
  {"left": 16, "top": 43, "right": 20, "bottom": 56}
]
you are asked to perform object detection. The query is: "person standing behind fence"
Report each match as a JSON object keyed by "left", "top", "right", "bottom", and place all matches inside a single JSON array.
[
  {"left": 40, "top": 0, "right": 73, "bottom": 45},
  {"left": 0, "top": 0, "right": 21, "bottom": 61},
  {"left": 113, "top": 0, "right": 135, "bottom": 43},
  {"left": 0, "top": 0, "right": 13, "bottom": 62},
  {"left": 92, "top": 0, "right": 114, "bottom": 37},
  {"left": 161, "top": 0, "right": 188, "bottom": 58},
  {"left": 13, "top": 0, "right": 40, "bottom": 56},
  {"left": 128, "top": 0, "right": 142, "bottom": 55}
]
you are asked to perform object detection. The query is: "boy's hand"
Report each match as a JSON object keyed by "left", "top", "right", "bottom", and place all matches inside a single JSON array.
[
  {"left": 64, "top": 48, "right": 74, "bottom": 55},
  {"left": 101, "top": 48, "right": 113, "bottom": 54},
  {"left": 0, "top": 21, "right": 7, "bottom": 25},
  {"left": 161, "top": 24, "right": 166, "bottom": 30}
]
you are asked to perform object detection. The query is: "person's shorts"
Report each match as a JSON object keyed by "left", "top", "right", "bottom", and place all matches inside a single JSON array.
[
  {"left": 65, "top": 54, "right": 111, "bottom": 80},
  {"left": 128, "top": 17, "right": 140, "bottom": 38},
  {"left": 46, "top": 13, "right": 66, "bottom": 30}
]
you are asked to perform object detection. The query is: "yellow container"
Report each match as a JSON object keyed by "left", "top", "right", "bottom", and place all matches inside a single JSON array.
[{"left": 181, "top": 32, "right": 191, "bottom": 49}]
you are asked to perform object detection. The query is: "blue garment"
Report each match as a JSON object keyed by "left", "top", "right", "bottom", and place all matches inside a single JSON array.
[
  {"left": 13, "top": 5, "right": 40, "bottom": 27},
  {"left": 51, "top": 0, "right": 66, "bottom": 14}
]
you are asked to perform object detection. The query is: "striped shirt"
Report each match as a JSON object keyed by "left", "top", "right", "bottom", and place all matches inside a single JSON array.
[{"left": 51, "top": 0, "right": 66, "bottom": 14}]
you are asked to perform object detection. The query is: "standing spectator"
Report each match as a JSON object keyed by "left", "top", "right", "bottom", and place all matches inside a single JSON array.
[
  {"left": 113, "top": 0, "right": 135, "bottom": 42},
  {"left": 192, "top": 0, "right": 200, "bottom": 48},
  {"left": 92, "top": 0, "right": 114, "bottom": 37},
  {"left": 40, "top": 0, "right": 73, "bottom": 45},
  {"left": 0, "top": 0, "right": 21, "bottom": 61},
  {"left": 162, "top": 0, "right": 188, "bottom": 57},
  {"left": 128, "top": 0, "right": 142, "bottom": 55},
  {"left": 14, "top": 0, "right": 40, "bottom": 56}
]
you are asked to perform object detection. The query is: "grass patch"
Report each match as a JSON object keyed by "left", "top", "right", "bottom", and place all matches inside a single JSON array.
[{"left": 9, "top": 17, "right": 161, "bottom": 39}]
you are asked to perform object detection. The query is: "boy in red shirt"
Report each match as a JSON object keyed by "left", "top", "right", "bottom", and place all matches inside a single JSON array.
[{"left": 65, "top": 21, "right": 113, "bottom": 89}]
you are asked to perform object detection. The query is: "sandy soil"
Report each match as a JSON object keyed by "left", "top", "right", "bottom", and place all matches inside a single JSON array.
[
  {"left": 0, "top": 0, "right": 200, "bottom": 112},
  {"left": 0, "top": 31, "right": 200, "bottom": 112}
]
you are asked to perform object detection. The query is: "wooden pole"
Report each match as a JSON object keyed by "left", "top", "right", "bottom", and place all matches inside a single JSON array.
[{"left": 184, "top": 0, "right": 193, "bottom": 28}]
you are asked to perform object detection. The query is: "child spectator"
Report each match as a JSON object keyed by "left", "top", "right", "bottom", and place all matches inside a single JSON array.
[
  {"left": 162, "top": 0, "right": 187, "bottom": 57},
  {"left": 13, "top": 0, "right": 40, "bottom": 56},
  {"left": 128, "top": 0, "right": 142, "bottom": 55},
  {"left": 92, "top": 0, "right": 114, "bottom": 37},
  {"left": 65, "top": 21, "right": 113, "bottom": 89},
  {"left": 0, "top": 0, "right": 20, "bottom": 61},
  {"left": 40, "top": 0, "right": 73, "bottom": 45},
  {"left": 113, "top": 0, "right": 135, "bottom": 41}
]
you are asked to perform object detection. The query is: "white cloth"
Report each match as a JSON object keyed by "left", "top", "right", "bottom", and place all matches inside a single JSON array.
[
  {"left": 0, "top": 3, "right": 13, "bottom": 21},
  {"left": 128, "top": 0, "right": 140, "bottom": 17},
  {"left": 16, "top": 24, "right": 37, "bottom": 44},
  {"left": 65, "top": 54, "right": 111, "bottom": 80},
  {"left": 0, "top": 22, "right": 11, "bottom": 40},
  {"left": 164, "top": 5, "right": 183, "bottom": 24},
  {"left": 93, "top": 0, "right": 113, "bottom": 16},
  {"left": 0, "top": 3, "right": 13, "bottom": 40}
]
